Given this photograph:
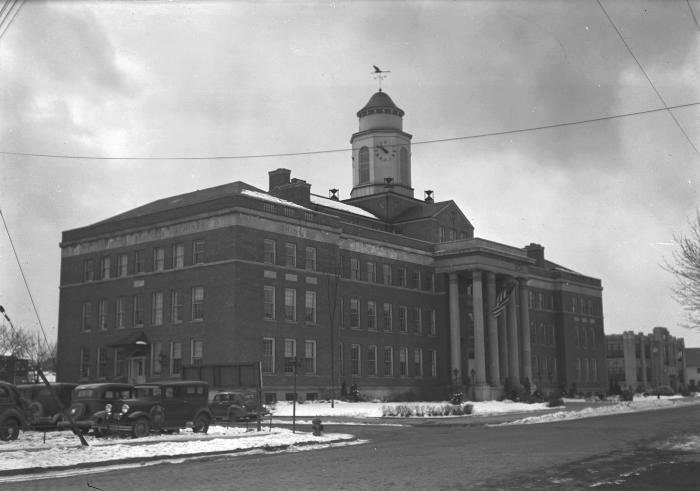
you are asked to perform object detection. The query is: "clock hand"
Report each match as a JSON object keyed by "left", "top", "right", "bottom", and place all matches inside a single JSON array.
[{"left": 381, "top": 145, "right": 388, "bottom": 154}]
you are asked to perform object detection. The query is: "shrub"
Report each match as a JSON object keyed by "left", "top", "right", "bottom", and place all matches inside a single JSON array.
[
  {"left": 381, "top": 403, "right": 473, "bottom": 417},
  {"left": 620, "top": 389, "right": 634, "bottom": 402},
  {"left": 547, "top": 393, "right": 564, "bottom": 407}
]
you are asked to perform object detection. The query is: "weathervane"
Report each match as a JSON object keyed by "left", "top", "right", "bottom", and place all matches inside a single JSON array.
[{"left": 372, "top": 65, "right": 390, "bottom": 92}]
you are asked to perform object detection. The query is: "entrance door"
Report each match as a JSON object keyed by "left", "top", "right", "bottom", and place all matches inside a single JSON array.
[{"left": 128, "top": 357, "right": 147, "bottom": 384}]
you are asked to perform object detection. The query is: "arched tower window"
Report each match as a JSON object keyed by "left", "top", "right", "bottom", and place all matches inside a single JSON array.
[
  {"left": 359, "top": 147, "right": 370, "bottom": 184},
  {"left": 399, "top": 147, "right": 410, "bottom": 184}
]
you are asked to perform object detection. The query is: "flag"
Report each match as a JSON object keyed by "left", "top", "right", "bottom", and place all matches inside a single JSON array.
[{"left": 492, "top": 282, "right": 515, "bottom": 317}]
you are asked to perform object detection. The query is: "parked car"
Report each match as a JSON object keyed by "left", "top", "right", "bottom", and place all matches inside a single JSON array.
[
  {"left": 17, "top": 382, "right": 78, "bottom": 430},
  {"left": 59, "top": 382, "right": 134, "bottom": 433},
  {"left": 93, "top": 380, "right": 213, "bottom": 438},
  {"left": 645, "top": 386, "right": 675, "bottom": 397},
  {"left": 209, "top": 391, "right": 269, "bottom": 421},
  {"left": 0, "top": 381, "right": 28, "bottom": 441}
]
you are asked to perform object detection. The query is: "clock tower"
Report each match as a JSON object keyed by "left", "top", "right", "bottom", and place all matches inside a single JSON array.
[{"left": 350, "top": 91, "right": 414, "bottom": 199}]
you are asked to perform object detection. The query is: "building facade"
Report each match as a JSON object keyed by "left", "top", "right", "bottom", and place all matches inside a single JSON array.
[
  {"left": 56, "top": 90, "right": 607, "bottom": 401},
  {"left": 683, "top": 348, "right": 700, "bottom": 390},
  {"left": 606, "top": 327, "right": 686, "bottom": 392}
]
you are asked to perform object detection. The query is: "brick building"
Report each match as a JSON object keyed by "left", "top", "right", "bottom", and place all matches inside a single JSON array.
[
  {"left": 56, "top": 90, "right": 607, "bottom": 401},
  {"left": 606, "top": 327, "right": 685, "bottom": 393}
]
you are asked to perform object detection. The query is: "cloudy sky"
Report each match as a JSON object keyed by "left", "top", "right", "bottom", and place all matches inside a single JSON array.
[{"left": 1, "top": 0, "right": 699, "bottom": 349}]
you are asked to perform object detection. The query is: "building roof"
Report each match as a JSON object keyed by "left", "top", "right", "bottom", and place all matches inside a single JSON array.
[
  {"left": 357, "top": 91, "right": 404, "bottom": 118},
  {"left": 310, "top": 194, "right": 379, "bottom": 219},
  {"left": 393, "top": 200, "right": 454, "bottom": 222}
]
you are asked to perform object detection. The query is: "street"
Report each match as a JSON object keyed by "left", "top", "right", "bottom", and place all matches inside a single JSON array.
[{"left": 5, "top": 403, "right": 700, "bottom": 490}]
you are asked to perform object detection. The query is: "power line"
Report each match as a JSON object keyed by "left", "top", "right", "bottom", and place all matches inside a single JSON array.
[
  {"left": 0, "top": 208, "right": 51, "bottom": 353},
  {"left": 597, "top": 0, "right": 700, "bottom": 158},
  {"left": 1, "top": 101, "right": 698, "bottom": 162},
  {"left": 688, "top": 0, "right": 700, "bottom": 30},
  {"left": 0, "top": 0, "right": 23, "bottom": 42}
]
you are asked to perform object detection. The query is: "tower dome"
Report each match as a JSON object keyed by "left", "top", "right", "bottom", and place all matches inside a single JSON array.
[{"left": 357, "top": 91, "right": 405, "bottom": 118}]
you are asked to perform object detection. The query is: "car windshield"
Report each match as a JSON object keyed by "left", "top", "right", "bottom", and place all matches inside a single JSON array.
[
  {"left": 75, "top": 389, "right": 95, "bottom": 399},
  {"left": 134, "top": 387, "right": 162, "bottom": 398},
  {"left": 102, "top": 389, "right": 133, "bottom": 399}
]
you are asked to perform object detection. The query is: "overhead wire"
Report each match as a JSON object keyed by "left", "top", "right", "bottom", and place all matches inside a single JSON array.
[
  {"left": 0, "top": 101, "right": 698, "bottom": 161},
  {"left": 688, "top": 0, "right": 700, "bottom": 31},
  {"left": 0, "top": 0, "right": 23, "bottom": 42},
  {"left": 597, "top": 0, "right": 700, "bottom": 158}
]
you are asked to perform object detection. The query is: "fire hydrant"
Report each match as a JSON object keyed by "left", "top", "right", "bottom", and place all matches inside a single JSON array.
[{"left": 312, "top": 417, "right": 323, "bottom": 436}]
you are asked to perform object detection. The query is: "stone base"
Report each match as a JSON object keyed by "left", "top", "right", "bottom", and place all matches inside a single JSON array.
[{"left": 472, "top": 384, "right": 503, "bottom": 401}]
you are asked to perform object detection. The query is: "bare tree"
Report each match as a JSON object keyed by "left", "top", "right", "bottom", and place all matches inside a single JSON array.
[
  {"left": 0, "top": 322, "right": 35, "bottom": 358},
  {"left": 666, "top": 209, "right": 700, "bottom": 329}
]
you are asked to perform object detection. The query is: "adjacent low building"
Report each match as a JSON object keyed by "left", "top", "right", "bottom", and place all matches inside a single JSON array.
[
  {"left": 56, "top": 89, "right": 607, "bottom": 401},
  {"left": 606, "top": 327, "right": 685, "bottom": 392}
]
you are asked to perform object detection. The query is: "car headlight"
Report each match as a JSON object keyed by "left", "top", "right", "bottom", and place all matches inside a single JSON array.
[
  {"left": 121, "top": 404, "right": 129, "bottom": 414},
  {"left": 70, "top": 407, "right": 76, "bottom": 415},
  {"left": 105, "top": 403, "right": 112, "bottom": 413}
]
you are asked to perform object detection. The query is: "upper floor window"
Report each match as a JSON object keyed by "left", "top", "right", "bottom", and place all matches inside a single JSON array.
[
  {"left": 305, "top": 291, "right": 317, "bottom": 324},
  {"left": 350, "top": 258, "right": 360, "bottom": 280},
  {"left": 399, "top": 147, "right": 409, "bottom": 184},
  {"left": 264, "top": 239, "right": 276, "bottom": 265},
  {"left": 191, "top": 339, "right": 203, "bottom": 366},
  {"left": 152, "top": 292, "right": 163, "bottom": 326},
  {"left": 171, "top": 289, "right": 184, "bottom": 323},
  {"left": 284, "top": 288, "right": 296, "bottom": 322},
  {"left": 153, "top": 247, "right": 165, "bottom": 272},
  {"left": 382, "top": 264, "right": 392, "bottom": 285},
  {"left": 398, "top": 267, "right": 407, "bottom": 287},
  {"left": 117, "top": 254, "right": 128, "bottom": 277},
  {"left": 81, "top": 302, "right": 92, "bottom": 331},
  {"left": 350, "top": 298, "right": 360, "bottom": 329},
  {"left": 284, "top": 242, "right": 296, "bottom": 268},
  {"left": 264, "top": 286, "right": 275, "bottom": 320},
  {"left": 305, "top": 246, "right": 316, "bottom": 271},
  {"left": 172, "top": 244, "right": 184, "bottom": 269},
  {"left": 133, "top": 294, "right": 144, "bottom": 327},
  {"left": 115, "top": 297, "right": 127, "bottom": 328},
  {"left": 100, "top": 256, "right": 111, "bottom": 280},
  {"left": 191, "top": 286, "right": 204, "bottom": 320},
  {"left": 358, "top": 147, "right": 370, "bottom": 184},
  {"left": 98, "top": 299, "right": 108, "bottom": 330},
  {"left": 192, "top": 240, "right": 205, "bottom": 264},
  {"left": 439, "top": 226, "right": 446, "bottom": 243},
  {"left": 83, "top": 259, "right": 94, "bottom": 282},
  {"left": 367, "top": 262, "right": 377, "bottom": 282},
  {"left": 412, "top": 270, "right": 421, "bottom": 289},
  {"left": 134, "top": 250, "right": 144, "bottom": 274}
]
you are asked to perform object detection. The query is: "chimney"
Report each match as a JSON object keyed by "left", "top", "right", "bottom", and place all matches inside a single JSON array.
[
  {"left": 524, "top": 243, "right": 545, "bottom": 267},
  {"left": 268, "top": 168, "right": 291, "bottom": 192},
  {"left": 424, "top": 190, "right": 434, "bottom": 204},
  {"left": 329, "top": 188, "right": 339, "bottom": 201}
]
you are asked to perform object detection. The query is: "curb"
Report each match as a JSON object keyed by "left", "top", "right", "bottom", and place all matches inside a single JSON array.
[{"left": 0, "top": 436, "right": 359, "bottom": 478}]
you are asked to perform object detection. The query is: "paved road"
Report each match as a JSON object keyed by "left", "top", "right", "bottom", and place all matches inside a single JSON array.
[{"left": 6, "top": 403, "right": 700, "bottom": 490}]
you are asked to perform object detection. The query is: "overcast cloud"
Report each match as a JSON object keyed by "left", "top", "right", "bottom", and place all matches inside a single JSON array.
[{"left": 1, "top": 0, "right": 699, "bottom": 348}]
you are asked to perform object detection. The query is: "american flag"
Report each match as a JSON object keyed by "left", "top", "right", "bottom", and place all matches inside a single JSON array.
[{"left": 491, "top": 282, "right": 515, "bottom": 317}]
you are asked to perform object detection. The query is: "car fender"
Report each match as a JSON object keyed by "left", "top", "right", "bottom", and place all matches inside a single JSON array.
[
  {"left": 194, "top": 407, "right": 213, "bottom": 421},
  {"left": 125, "top": 410, "right": 151, "bottom": 422},
  {"left": 1, "top": 408, "right": 27, "bottom": 429}
]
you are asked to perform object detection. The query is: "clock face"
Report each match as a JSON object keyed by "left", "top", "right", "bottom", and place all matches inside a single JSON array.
[{"left": 374, "top": 140, "right": 397, "bottom": 162}]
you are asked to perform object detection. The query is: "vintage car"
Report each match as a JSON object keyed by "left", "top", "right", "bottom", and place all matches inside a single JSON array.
[
  {"left": 0, "top": 381, "right": 28, "bottom": 441},
  {"left": 59, "top": 382, "right": 134, "bottom": 433},
  {"left": 93, "top": 380, "right": 213, "bottom": 438},
  {"left": 17, "top": 382, "right": 78, "bottom": 430},
  {"left": 209, "top": 391, "right": 269, "bottom": 421}
]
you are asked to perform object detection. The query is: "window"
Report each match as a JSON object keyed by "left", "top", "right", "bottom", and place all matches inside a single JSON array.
[
  {"left": 98, "top": 299, "right": 108, "bottom": 330},
  {"left": 528, "top": 291, "right": 535, "bottom": 309},
  {"left": 414, "top": 348, "right": 423, "bottom": 377},
  {"left": 430, "top": 350, "right": 437, "bottom": 377},
  {"left": 412, "top": 307, "right": 421, "bottom": 335},
  {"left": 304, "top": 340, "right": 316, "bottom": 374},
  {"left": 429, "top": 273, "right": 436, "bottom": 291},
  {"left": 383, "top": 303, "right": 392, "bottom": 331},
  {"left": 264, "top": 286, "right": 276, "bottom": 320},
  {"left": 367, "top": 345, "right": 377, "bottom": 376},
  {"left": 171, "top": 341, "right": 182, "bottom": 376},
  {"left": 114, "top": 348, "right": 125, "bottom": 377},
  {"left": 351, "top": 344, "right": 360, "bottom": 376},
  {"left": 583, "top": 358, "right": 590, "bottom": 382},
  {"left": 263, "top": 202, "right": 277, "bottom": 214},
  {"left": 191, "top": 286, "right": 204, "bottom": 320},
  {"left": 262, "top": 338, "right": 275, "bottom": 374},
  {"left": 134, "top": 250, "right": 144, "bottom": 273},
  {"left": 427, "top": 309, "right": 436, "bottom": 336},
  {"left": 133, "top": 294, "right": 144, "bottom": 327},
  {"left": 116, "top": 254, "right": 128, "bottom": 277},
  {"left": 398, "top": 267, "right": 407, "bottom": 287},
  {"left": 439, "top": 226, "right": 446, "bottom": 243},
  {"left": 305, "top": 291, "right": 316, "bottom": 324},
  {"left": 576, "top": 358, "right": 581, "bottom": 381},
  {"left": 305, "top": 246, "right": 316, "bottom": 271},
  {"left": 399, "top": 347, "right": 408, "bottom": 376},
  {"left": 116, "top": 297, "right": 127, "bottom": 328},
  {"left": 152, "top": 292, "right": 163, "bottom": 326},
  {"left": 358, "top": 146, "right": 369, "bottom": 184},
  {"left": 284, "top": 288, "right": 297, "bottom": 321},
  {"left": 171, "top": 289, "right": 183, "bottom": 323},
  {"left": 83, "top": 259, "right": 94, "bottom": 282},
  {"left": 399, "top": 154, "right": 409, "bottom": 184},
  {"left": 192, "top": 240, "right": 205, "bottom": 264},
  {"left": 537, "top": 293, "right": 544, "bottom": 310},
  {"left": 172, "top": 244, "right": 184, "bottom": 269},
  {"left": 383, "top": 346, "right": 393, "bottom": 376},
  {"left": 264, "top": 239, "right": 276, "bottom": 264},
  {"left": 150, "top": 342, "right": 162, "bottom": 377},
  {"left": 571, "top": 296, "right": 578, "bottom": 313},
  {"left": 339, "top": 342, "right": 344, "bottom": 377},
  {"left": 367, "top": 301, "right": 377, "bottom": 330},
  {"left": 382, "top": 264, "right": 392, "bottom": 285},
  {"left": 412, "top": 270, "right": 421, "bottom": 289},
  {"left": 153, "top": 247, "right": 165, "bottom": 271},
  {"left": 80, "top": 348, "right": 91, "bottom": 378},
  {"left": 284, "top": 339, "right": 297, "bottom": 374},
  {"left": 399, "top": 306, "right": 408, "bottom": 333},
  {"left": 350, "top": 298, "right": 360, "bottom": 329},
  {"left": 191, "top": 339, "right": 203, "bottom": 366},
  {"left": 96, "top": 346, "right": 106, "bottom": 378},
  {"left": 367, "top": 262, "right": 376, "bottom": 282},
  {"left": 350, "top": 258, "right": 360, "bottom": 280},
  {"left": 284, "top": 242, "right": 296, "bottom": 268},
  {"left": 283, "top": 207, "right": 296, "bottom": 218},
  {"left": 591, "top": 358, "right": 597, "bottom": 381},
  {"left": 81, "top": 302, "right": 92, "bottom": 331},
  {"left": 100, "top": 256, "right": 111, "bottom": 279}
]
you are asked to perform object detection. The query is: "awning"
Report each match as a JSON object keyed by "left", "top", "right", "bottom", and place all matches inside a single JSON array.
[{"left": 107, "top": 331, "right": 150, "bottom": 349}]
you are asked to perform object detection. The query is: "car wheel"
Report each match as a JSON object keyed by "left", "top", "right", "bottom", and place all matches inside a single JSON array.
[
  {"left": 193, "top": 413, "right": 210, "bottom": 434},
  {"left": 132, "top": 417, "right": 151, "bottom": 438},
  {"left": 0, "top": 418, "right": 20, "bottom": 441}
]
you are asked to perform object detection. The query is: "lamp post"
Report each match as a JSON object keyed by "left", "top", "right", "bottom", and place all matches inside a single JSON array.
[{"left": 291, "top": 358, "right": 301, "bottom": 433}]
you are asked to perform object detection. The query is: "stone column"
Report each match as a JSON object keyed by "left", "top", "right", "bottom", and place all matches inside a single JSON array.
[
  {"left": 519, "top": 278, "right": 532, "bottom": 384},
  {"left": 486, "top": 272, "right": 500, "bottom": 386},
  {"left": 507, "top": 284, "right": 520, "bottom": 382},
  {"left": 498, "top": 313, "right": 509, "bottom": 384},
  {"left": 472, "top": 271, "right": 486, "bottom": 386},
  {"left": 448, "top": 273, "right": 462, "bottom": 384}
]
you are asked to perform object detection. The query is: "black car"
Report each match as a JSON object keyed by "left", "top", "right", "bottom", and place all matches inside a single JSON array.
[
  {"left": 17, "top": 382, "right": 78, "bottom": 430},
  {"left": 60, "top": 382, "right": 134, "bottom": 433},
  {"left": 0, "top": 381, "right": 28, "bottom": 441},
  {"left": 209, "top": 391, "right": 269, "bottom": 421},
  {"left": 93, "top": 380, "right": 213, "bottom": 438}
]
